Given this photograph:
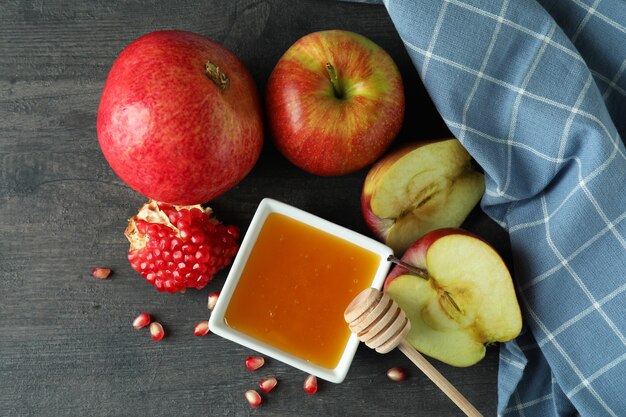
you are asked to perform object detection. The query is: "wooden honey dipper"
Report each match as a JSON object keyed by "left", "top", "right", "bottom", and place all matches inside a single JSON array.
[{"left": 344, "top": 287, "right": 483, "bottom": 417}]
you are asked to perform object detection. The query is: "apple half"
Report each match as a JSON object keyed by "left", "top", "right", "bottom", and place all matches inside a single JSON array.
[
  {"left": 361, "top": 139, "right": 485, "bottom": 255},
  {"left": 384, "top": 229, "right": 522, "bottom": 367}
]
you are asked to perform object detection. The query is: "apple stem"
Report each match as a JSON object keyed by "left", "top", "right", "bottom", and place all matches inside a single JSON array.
[
  {"left": 325, "top": 62, "right": 343, "bottom": 99},
  {"left": 387, "top": 255, "right": 429, "bottom": 280},
  {"left": 205, "top": 60, "right": 229, "bottom": 91}
]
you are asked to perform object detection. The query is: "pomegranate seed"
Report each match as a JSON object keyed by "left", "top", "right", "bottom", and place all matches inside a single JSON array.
[
  {"left": 132, "top": 312, "right": 151, "bottom": 329},
  {"left": 245, "top": 390, "right": 262, "bottom": 408},
  {"left": 387, "top": 367, "right": 406, "bottom": 382},
  {"left": 179, "top": 227, "right": 191, "bottom": 241},
  {"left": 226, "top": 225, "right": 240, "bottom": 239},
  {"left": 92, "top": 267, "right": 111, "bottom": 279},
  {"left": 258, "top": 377, "right": 278, "bottom": 393},
  {"left": 190, "top": 207, "right": 204, "bottom": 219},
  {"left": 245, "top": 356, "right": 265, "bottom": 371},
  {"left": 193, "top": 321, "right": 210, "bottom": 336},
  {"left": 149, "top": 322, "right": 165, "bottom": 341},
  {"left": 195, "top": 247, "right": 211, "bottom": 262},
  {"left": 207, "top": 291, "right": 220, "bottom": 310},
  {"left": 190, "top": 228, "right": 206, "bottom": 244},
  {"left": 304, "top": 374, "right": 318, "bottom": 394}
]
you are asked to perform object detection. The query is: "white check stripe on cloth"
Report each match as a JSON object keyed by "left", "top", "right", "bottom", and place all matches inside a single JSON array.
[
  {"left": 556, "top": 74, "right": 594, "bottom": 173},
  {"left": 570, "top": 0, "right": 626, "bottom": 35},
  {"left": 447, "top": 0, "right": 585, "bottom": 63},
  {"left": 518, "top": 211, "right": 626, "bottom": 290},
  {"left": 592, "top": 69, "right": 626, "bottom": 97},
  {"left": 601, "top": 57, "right": 626, "bottom": 100},
  {"left": 501, "top": 23, "right": 556, "bottom": 197},
  {"left": 502, "top": 393, "right": 554, "bottom": 415},
  {"left": 571, "top": 0, "right": 603, "bottom": 42},
  {"left": 400, "top": 38, "right": 626, "bottom": 164},
  {"left": 443, "top": 117, "right": 604, "bottom": 230},
  {"left": 535, "top": 198, "right": 620, "bottom": 417},
  {"left": 529, "top": 282, "right": 626, "bottom": 349},
  {"left": 567, "top": 351, "right": 626, "bottom": 397},
  {"left": 379, "top": 0, "right": 626, "bottom": 415},
  {"left": 434, "top": 55, "right": 625, "bottom": 221},
  {"left": 421, "top": 0, "right": 449, "bottom": 78},
  {"left": 499, "top": 353, "right": 525, "bottom": 370},
  {"left": 459, "top": 0, "right": 510, "bottom": 144}
]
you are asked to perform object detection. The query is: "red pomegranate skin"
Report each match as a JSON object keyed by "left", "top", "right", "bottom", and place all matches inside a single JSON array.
[{"left": 97, "top": 30, "right": 263, "bottom": 205}]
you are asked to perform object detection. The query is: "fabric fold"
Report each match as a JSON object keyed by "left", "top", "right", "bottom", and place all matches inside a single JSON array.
[{"left": 376, "top": 0, "right": 626, "bottom": 415}]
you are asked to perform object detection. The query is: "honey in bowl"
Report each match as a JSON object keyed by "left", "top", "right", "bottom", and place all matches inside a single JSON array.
[
  {"left": 209, "top": 198, "right": 393, "bottom": 382},
  {"left": 225, "top": 212, "right": 381, "bottom": 369}
]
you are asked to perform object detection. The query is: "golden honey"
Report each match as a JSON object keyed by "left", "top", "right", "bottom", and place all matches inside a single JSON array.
[{"left": 225, "top": 213, "right": 380, "bottom": 368}]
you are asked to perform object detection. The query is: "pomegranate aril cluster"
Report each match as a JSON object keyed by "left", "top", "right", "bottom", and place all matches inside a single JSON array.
[{"left": 126, "top": 201, "right": 239, "bottom": 293}]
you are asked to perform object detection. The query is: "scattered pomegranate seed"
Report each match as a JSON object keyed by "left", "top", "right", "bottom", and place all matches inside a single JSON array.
[
  {"left": 193, "top": 320, "right": 210, "bottom": 336},
  {"left": 207, "top": 291, "right": 220, "bottom": 310},
  {"left": 245, "top": 356, "right": 265, "bottom": 371},
  {"left": 132, "top": 312, "right": 151, "bottom": 329},
  {"left": 258, "top": 377, "right": 278, "bottom": 393},
  {"left": 150, "top": 322, "right": 165, "bottom": 341},
  {"left": 303, "top": 374, "right": 318, "bottom": 394},
  {"left": 92, "top": 267, "right": 111, "bottom": 279},
  {"left": 245, "top": 390, "right": 262, "bottom": 408},
  {"left": 387, "top": 367, "right": 406, "bottom": 382}
]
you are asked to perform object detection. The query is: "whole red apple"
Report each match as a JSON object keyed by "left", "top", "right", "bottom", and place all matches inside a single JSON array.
[
  {"left": 97, "top": 30, "right": 263, "bottom": 205},
  {"left": 266, "top": 30, "right": 404, "bottom": 176}
]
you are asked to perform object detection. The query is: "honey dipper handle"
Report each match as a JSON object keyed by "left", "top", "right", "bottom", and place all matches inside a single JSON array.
[{"left": 398, "top": 340, "right": 483, "bottom": 417}]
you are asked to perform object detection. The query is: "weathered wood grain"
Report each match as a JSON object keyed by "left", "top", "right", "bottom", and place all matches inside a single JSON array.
[{"left": 0, "top": 0, "right": 508, "bottom": 415}]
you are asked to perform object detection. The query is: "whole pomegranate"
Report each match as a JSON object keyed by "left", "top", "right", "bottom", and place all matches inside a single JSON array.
[{"left": 97, "top": 30, "right": 263, "bottom": 205}]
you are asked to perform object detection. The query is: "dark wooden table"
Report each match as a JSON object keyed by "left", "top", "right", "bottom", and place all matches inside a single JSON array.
[{"left": 0, "top": 1, "right": 510, "bottom": 415}]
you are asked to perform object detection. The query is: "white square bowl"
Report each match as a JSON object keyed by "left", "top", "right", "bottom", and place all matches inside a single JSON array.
[{"left": 209, "top": 198, "right": 393, "bottom": 383}]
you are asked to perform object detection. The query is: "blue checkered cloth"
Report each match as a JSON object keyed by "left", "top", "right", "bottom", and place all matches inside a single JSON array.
[{"left": 348, "top": 0, "right": 626, "bottom": 415}]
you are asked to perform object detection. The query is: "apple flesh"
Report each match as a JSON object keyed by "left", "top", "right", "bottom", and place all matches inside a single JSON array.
[
  {"left": 266, "top": 30, "right": 404, "bottom": 176},
  {"left": 97, "top": 30, "right": 263, "bottom": 205},
  {"left": 384, "top": 228, "right": 522, "bottom": 367},
  {"left": 361, "top": 139, "right": 485, "bottom": 255}
]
